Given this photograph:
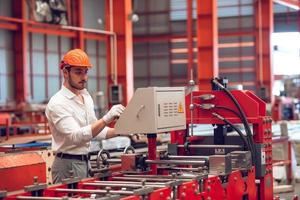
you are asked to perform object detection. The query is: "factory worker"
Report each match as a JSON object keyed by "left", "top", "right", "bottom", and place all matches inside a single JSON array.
[{"left": 45, "top": 48, "right": 125, "bottom": 183}]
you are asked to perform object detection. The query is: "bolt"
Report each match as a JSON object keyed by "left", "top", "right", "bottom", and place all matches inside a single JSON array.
[
  {"left": 268, "top": 118, "right": 272, "bottom": 123},
  {"left": 160, "top": 192, "right": 164, "bottom": 198},
  {"left": 207, "top": 186, "right": 211, "bottom": 191},
  {"left": 33, "top": 176, "right": 38, "bottom": 185},
  {"left": 181, "top": 192, "right": 186, "bottom": 198}
]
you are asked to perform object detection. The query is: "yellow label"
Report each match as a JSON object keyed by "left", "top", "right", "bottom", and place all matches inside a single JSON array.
[{"left": 178, "top": 102, "right": 184, "bottom": 113}]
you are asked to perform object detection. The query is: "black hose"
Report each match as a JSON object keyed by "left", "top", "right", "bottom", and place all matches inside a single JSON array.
[
  {"left": 212, "top": 78, "right": 256, "bottom": 164},
  {"left": 211, "top": 112, "right": 251, "bottom": 152}
]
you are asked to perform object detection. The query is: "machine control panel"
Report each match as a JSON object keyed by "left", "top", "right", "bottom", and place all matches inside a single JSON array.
[{"left": 115, "top": 87, "right": 186, "bottom": 135}]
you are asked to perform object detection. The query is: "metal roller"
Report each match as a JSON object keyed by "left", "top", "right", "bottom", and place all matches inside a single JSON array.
[
  {"left": 145, "top": 159, "right": 206, "bottom": 165},
  {"left": 177, "top": 144, "right": 242, "bottom": 149}
]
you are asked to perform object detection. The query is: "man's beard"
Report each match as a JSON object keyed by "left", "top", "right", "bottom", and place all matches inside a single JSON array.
[{"left": 69, "top": 76, "right": 86, "bottom": 90}]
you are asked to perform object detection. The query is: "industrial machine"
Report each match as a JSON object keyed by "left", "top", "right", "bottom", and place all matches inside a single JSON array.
[{"left": 2, "top": 79, "right": 279, "bottom": 200}]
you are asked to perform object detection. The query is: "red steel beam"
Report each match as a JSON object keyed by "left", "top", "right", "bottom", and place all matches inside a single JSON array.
[
  {"left": 106, "top": 0, "right": 134, "bottom": 105},
  {"left": 12, "top": 0, "right": 28, "bottom": 104},
  {"left": 27, "top": 26, "right": 76, "bottom": 37},
  {"left": 273, "top": 0, "right": 300, "bottom": 10},
  {"left": 0, "top": 22, "right": 18, "bottom": 30},
  {"left": 196, "top": 0, "right": 219, "bottom": 89},
  {"left": 255, "top": 0, "right": 274, "bottom": 103}
]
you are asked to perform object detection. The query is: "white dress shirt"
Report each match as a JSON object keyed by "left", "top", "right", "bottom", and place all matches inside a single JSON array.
[{"left": 45, "top": 85, "right": 108, "bottom": 155}]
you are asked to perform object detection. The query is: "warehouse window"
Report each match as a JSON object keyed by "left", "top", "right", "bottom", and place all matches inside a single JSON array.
[
  {"left": 170, "top": 0, "right": 254, "bottom": 21},
  {"left": 218, "top": 0, "right": 254, "bottom": 17},
  {"left": 170, "top": 0, "right": 196, "bottom": 21}
]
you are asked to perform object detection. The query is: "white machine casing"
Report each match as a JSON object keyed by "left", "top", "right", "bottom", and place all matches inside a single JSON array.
[{"left": 115, "top": 87, "right": 186, "bottom": 135}]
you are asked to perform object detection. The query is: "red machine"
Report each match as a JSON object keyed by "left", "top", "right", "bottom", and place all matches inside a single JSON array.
[{"left": 2, "top": 79, "right": 279, "bottom": 200}]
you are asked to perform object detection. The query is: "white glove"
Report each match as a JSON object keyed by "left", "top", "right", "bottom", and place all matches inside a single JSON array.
[{"left": 102, "top": 104, "right": 125, "bottom": 124}]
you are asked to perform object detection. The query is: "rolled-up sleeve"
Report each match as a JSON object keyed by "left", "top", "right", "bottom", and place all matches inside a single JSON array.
[
  {"left": 47, "top": 105, "right": 93, "bottom": 145},
  {"left": 89, "top": 101, "right": 109, "bottom": 140}
]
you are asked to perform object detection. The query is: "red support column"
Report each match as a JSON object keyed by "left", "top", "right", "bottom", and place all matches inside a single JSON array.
[
  {"left": 73, "top": 0, "right": 84, "bottom": 49},
  {"left": 147, "top": 134, "right": 157, "bottom": 174},
  {"left": 196, "top": 0, "right": 218, "bottom": 90},
  {"left": 255, "top": 0, "right": 273, "bottom": 103},
  {"left": 12, "top": 0, "right": 28, "bottom": 104},
  {"left": 106, "top": 0, "right": 134, "bottom": 105}
]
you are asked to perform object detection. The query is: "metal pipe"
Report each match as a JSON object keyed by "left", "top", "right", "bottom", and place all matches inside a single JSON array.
[
  {"left": 158, "top": 166, "right": 203, "bottom": 172},
  {"left": 177, "top": 144, "right": 242, "bottom": 148},
  {"left": 166, "top": 155, "right": 208, "bottom": 160},
  {"left": 112, "top": 177, "right": 194, "bottom": 182},
  {"left": 123, "top": 174, "right": 198, "bottom": 179},
  {"left": 146, "top": 159, "right": 206, "bottom": 165},
  {"left": 106, "top": 158, "right": 122, "bottom": 163},
  {"left": 83, "top": 182, "right": 165, "bottom": 188},
  {"left": 55, "top": 188, "right": 133, "bottom": 195},
  {"left": 93, "top": 180, "right": 168, "bottom": 185},
  {"left": 17, "top": 197, "right": 68, "bottom": 200},
  {"left": 61, "top": 25, "right": 114, "bottom": 35}
]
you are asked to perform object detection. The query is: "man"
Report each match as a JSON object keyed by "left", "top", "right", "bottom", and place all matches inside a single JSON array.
[{"left": 45, "top": 49, "right": 125, "bottom": 183}]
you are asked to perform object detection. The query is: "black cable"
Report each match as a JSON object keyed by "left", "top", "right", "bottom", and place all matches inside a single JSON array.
[
  {"left": 212, "top": 78, "right": 256, "bottom": 164},
  {"left": 211, "top": 112, "right": 251, "bottom": 152},
  {"left": 213, "top": 106, "right": 255, "bottom": 158}
]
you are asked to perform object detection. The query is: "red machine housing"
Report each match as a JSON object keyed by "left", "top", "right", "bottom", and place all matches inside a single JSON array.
[
  {"left": 171, "top": 90, "right": 273, "bottom": 200},
  {"left": 0, "top": 153, "right": 46, "bottom": 192}
]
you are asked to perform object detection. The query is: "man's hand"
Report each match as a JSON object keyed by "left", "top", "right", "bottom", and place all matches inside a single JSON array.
[{"left": 102, "top": 104, "right": 125, "bottom": 124}]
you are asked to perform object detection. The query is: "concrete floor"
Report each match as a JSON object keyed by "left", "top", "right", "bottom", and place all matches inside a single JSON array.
[{"left": 276, "top": 183, "right": 300, "bottom": 199}]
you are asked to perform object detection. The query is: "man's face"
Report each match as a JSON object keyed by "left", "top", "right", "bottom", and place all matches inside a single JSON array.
[{"left": 66, "top": 66, "right": 89, "bottom": 90}]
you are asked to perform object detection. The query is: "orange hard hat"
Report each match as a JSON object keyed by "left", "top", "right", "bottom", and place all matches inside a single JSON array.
[{"left": 60, "top": 49, "right": 92, "bottom": 69}]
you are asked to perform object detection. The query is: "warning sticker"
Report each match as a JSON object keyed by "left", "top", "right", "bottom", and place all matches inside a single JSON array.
[{"left": 178, "top": 102, "right": 184, "bottom": 113}]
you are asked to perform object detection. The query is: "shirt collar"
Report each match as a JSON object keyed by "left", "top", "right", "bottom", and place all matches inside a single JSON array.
[{"left": 61, "top": 85, "right": 88, "bottom": 99}]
